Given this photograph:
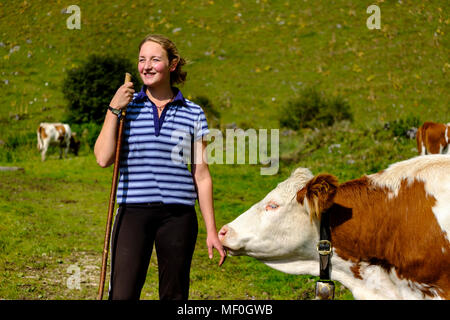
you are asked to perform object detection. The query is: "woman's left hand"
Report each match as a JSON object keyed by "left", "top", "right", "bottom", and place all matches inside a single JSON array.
[{"left": 207, "top": 233, "right": 227, "bottom": 266}]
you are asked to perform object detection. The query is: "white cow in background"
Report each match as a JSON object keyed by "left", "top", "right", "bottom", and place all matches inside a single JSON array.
[
  {"left": 219, "top": 155, "right": 450, "bottom": 300},
  {"left": 37, "top": 122, "right": 80, "bottom": 161}
]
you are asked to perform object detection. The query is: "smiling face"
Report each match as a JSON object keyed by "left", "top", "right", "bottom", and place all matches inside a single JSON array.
[
  {"left": 138, "top": 41, "right": 177, "bottom": 89},
  {"left": 219, "top": 168, "right": 320, "bottom": 261}
]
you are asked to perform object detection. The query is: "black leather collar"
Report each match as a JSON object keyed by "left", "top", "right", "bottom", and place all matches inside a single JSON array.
[
  {"left": 315, "top": 208, "right": 335, "bottom": 299},
  {"left": 318, "top": 208, "right": 332, "bottom": 280}
]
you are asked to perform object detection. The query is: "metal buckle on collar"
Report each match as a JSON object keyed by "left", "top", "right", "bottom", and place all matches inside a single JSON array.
[{"left": 317, "top": 240, "right": 332, "bottom": 255}]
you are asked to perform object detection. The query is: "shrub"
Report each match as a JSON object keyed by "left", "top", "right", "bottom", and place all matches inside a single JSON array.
[
  {"left": 385, "top": 114, "right": 421, "bottom": 138},
  {"left": 279, "top": 87, "right": 352, "bottom": 130},
  {"left": 70, "top": 122, "right": 102, "bottom": 150},
  {"left": 62, "top": 54, "right": 139, "bottom": 124}
]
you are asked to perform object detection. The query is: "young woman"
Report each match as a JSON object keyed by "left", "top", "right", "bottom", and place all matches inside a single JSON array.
[{"left": 94, "top": 34, "right": 226, "bottom": 300}]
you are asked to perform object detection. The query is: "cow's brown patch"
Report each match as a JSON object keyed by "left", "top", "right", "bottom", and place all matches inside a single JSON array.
[
  {"left": 54, "top": 125, "right": 66, "bottom": 143},
  {"left": 38, "top": 126, "right": 47, "bottom": 139},
  {"left": 350, "top": 262, "right": 363, "bottom": 280},
  {"left": 328, "top": 176, "right": 450, "bottom": 299}
]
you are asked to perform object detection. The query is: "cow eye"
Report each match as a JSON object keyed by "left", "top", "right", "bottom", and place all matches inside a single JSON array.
[{"left": 265, "top": 202, "right": 279, "bottom": 211}]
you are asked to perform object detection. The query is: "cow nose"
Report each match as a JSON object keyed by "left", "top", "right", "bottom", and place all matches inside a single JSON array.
[{"left": 218, "top": 225, "right": 229, "bottom": 242}]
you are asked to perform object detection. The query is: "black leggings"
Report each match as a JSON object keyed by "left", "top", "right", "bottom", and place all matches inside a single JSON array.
[{"left": 108, "top": 203, "right": 198, "bottom": 300}]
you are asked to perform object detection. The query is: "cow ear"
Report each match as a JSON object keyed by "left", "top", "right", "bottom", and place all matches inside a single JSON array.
[{"left": 297, "top": 174, "right": 338, "bottom": 221}]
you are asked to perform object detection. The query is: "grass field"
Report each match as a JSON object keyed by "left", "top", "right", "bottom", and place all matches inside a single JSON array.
[{"left": 0, "top": 0, "right": 449, "bottom": 300}]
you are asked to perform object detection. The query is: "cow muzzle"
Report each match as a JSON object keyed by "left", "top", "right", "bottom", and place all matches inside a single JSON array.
[
  {"left": 218, "top": 225, "right": 229, "bottom": 242},
  {"left": 218, "top": 225, "right": 243, "bottom": 256}
]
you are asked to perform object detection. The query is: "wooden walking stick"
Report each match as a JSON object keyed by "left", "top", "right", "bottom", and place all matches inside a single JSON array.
[{"left": 97, "top": 72, "right": 132, "bottom": 300}]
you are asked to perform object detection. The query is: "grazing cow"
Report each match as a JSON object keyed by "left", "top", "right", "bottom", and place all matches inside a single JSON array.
[
  {"left": 37, "top": 122, "right": 80, "bottom": 161},
  {"left": 417, "top": 121, "right": 450, "bottom": 155},
  {"left": 219, "top": 155, "right": 450, "bottom": 300}
]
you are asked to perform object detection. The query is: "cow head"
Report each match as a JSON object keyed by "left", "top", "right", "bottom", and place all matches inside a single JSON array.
[
  {"left": 70, "top": 132, "right": 81, "bottom": 156},
  {"left": 219, "top": 168, "right": 338, "bottom": 272}
]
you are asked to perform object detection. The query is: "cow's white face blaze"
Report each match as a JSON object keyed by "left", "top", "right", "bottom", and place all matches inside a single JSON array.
[{"left": 220, "top": 168, "right": 319, "bottom": 261}]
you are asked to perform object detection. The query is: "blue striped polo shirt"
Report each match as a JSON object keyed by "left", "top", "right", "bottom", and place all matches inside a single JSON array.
[{"left": 116, "top": 86, "right": 209, "bottom": 206}]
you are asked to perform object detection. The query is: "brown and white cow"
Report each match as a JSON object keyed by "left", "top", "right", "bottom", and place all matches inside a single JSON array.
[
  {"left": 417, "top": 121, "right": 450, "bottom": 155},
  {"left": 37, "top": 122, "right": 80, "bottom": 161},
  {"left": 219, "top": 155, "right": 450, "bottom": 300}
]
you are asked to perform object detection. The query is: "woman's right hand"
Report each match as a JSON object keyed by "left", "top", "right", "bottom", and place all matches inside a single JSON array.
[{"left": 109, "top": 82, "right": 135, "bottom": 109}]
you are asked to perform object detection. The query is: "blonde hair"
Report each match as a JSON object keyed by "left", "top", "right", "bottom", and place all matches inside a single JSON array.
[{"left": 139, "top": 34, "right": 187, "bottom": 85}]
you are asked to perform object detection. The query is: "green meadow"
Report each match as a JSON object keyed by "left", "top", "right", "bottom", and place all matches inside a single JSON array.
[{"left": 0, "top": 0, "right": 448, "bottom": 300}]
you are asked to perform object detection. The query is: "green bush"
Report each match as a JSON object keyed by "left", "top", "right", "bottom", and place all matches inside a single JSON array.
[
  {"left": 62, "top": 54, "right": 139, "bottom": 124},
  {"left": 386, "top": 114, "right": 420, "bottom": 138},
  {"left": 70, "top": 122, "right": 102, "bottom": 150},
  {"left": 279, "top": 87, "right": 352, "bottom": 130}
]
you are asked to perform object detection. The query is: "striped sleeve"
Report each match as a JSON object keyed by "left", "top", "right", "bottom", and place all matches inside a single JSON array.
[{"left": 194, "top": 107, "right": 210, "bottom": 141}]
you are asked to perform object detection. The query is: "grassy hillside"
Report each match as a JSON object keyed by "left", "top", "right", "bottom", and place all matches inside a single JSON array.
[
  {"left": 1, "top": 1, "right": 448, "bottom": 132},
  {"left": 0, "top": 0, "right": 448, "bottom": 300}
]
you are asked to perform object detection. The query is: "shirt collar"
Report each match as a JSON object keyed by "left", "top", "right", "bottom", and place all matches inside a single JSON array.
[{"left": 135, "top": 85, "right": 187, "bottom": 107}]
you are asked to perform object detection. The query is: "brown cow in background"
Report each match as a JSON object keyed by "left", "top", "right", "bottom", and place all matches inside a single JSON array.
[{"left": 416, "top": 121, "right": 450, "bottom": 155}]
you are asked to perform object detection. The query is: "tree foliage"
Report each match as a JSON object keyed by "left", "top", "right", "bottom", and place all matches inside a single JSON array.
[
  {"left": 63, "top": 54, "right": 138, "bottom": 124},
  {"left": 280, "top": 87, "right": 353, "bottom": 130}
]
